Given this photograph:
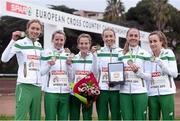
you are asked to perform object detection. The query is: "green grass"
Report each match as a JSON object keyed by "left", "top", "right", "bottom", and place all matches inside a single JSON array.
[
  {"left": 0, "top": 115, "right": 99, "bottom": 120},
  {"left": 0, "top": 115, "right": 179, "bottom": 120},
  {"left": 0, "top": 77, "right": 16, "bottom": 81},
  {"left": 0, "top": 115, "right": 14, "bottom": 120},
  {"left": 175, "top": 117, "right": 180, "bottom": 120},
  {"left": 0, "top": 115, "right": 45, "bottom": 120}
]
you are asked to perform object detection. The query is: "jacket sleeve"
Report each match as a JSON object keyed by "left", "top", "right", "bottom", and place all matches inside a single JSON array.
[
  {"left": 66, "top": 55, "right": 75, "bottom": 83},
  {"left": 136, "top": 51, "right": 152, "bottom": 82},
  {"left": 92, "top": 53, "right": 99, "bottom": 79},
  {"left": 155, "top": 50, "right": 178, "bottom": 78},
  {"left": 67, "top": 63, "right": 75, "bottom": 83},
  {"left": 1, "top": 40, "right": 19, "bottom": 62},
  {"left": 136, "top": 69, "right": 152, "bottom": 82},
  {"left": 96, "top": 52, "right": 101, "bottom": 82},
  {"left": 40, "top": 50, "right": 51, "bottom": 76}
]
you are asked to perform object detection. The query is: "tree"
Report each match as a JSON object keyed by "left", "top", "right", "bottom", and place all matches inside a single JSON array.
[
  {"left": 151, "top": 0, "right": 171, "bottom": 31},
  {"left": 168, "top": 10, "right": 180, "bottom": 34},
  {"left": 103, "top": 0, "right": 125, "bottom": 24},
  {"left": 125, "top": 0, "right": 179, "bottom": 32},
  {"left": 125, "top": 0, "right": 156, "bottom": 31},
  {"left": 125, "top": 0, "right": 179, "bottom": 45},
  {"left": 49, "top": 5, "right": 77, "bottom": 14}
]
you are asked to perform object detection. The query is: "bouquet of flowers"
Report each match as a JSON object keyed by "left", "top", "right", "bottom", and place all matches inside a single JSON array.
[{"left": 71, "top": 73, "right": 100, "bottom": 108}]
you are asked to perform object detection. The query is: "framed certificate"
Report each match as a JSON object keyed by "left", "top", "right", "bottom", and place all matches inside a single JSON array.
[{"left": 108, "top": 62, "right": 125, "bottom": 86}]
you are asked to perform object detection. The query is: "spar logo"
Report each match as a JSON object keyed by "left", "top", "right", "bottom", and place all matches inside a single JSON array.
[{"left": 6, "top": 2, "right": 32, "bottom": 16}]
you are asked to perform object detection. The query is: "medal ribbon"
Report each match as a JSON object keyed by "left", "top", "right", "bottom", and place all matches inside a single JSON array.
[
  {"left": 151, "top": 50, "right": 164, "bottom": 61},
  {"left": 53, "top": 50, "right": 62, "bottom": 71},
  {"left": 129, "top": 47, "right": 139, "bottom": 63}
]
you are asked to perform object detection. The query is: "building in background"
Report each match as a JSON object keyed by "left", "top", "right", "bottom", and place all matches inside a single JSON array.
[{"left": 73, "top": 10, "right": 104, "bottom": 20}]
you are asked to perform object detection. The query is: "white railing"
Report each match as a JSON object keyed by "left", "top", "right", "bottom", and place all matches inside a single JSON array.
[{"left": 0, "top": 74, "right": 17, "bottom": 76}]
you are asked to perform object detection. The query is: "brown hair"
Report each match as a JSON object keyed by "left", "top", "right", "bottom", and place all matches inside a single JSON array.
[
  {"left": 123, "top": 28, "right": 140, "bottom": 54},
  {"left": 26, "top": 19, "right": 43, "bottom": 37},
  {"left": 149, "top": 31, "right": 168, "bottom": 48},
  {"left": 26, "top": 19, "right": 43, "bottom": 31},
  {"left": 102, "top": 27, "right": 116, "bottom": 37},
  {"left": 51, "top": 30, "right": 66, "bottom": 41},
  {"left": 77, "top": 33, "right": 92, "bottom": 45}
]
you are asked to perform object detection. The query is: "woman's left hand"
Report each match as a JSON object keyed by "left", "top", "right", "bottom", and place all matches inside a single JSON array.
[
  {"left": 66, "top": 53, "right": 74, "bottom": 65},
  {"left": 91, "top": 46, "right": 97, "bottom": 53},
  {"left": 65, "top": 48, "right": 71, "bottom": 53},
  {"left": 129, "top": 64, "right": 140, "bottom": 73},
  {"left": 48, "top": 60, "right": 56, "bottom": 66}
]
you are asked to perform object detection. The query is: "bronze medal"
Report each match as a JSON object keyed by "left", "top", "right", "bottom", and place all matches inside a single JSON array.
[
  {"left": 151, "top": 56, "right": 156, "bottom": 62},
  {"left": 127, "top": 59, "right": 133, "bottom": 65}
]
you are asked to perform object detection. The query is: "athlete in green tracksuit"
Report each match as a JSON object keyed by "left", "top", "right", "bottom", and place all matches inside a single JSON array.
[
  {"left": 137, "top": 31, "right": 178, "bottom": 120},
  {"left": 69, "top": 33, "right": 98, "bottom": 120},
  {"left": 119, "top": 28, "right": 151, "bottom": 120},
  {"left": 1, "top": 19, "right": 43, "bottom": 120},
  {"left": 96, "top": 28, "right": 122, "bottom": 120},
  {"left": 41, "top": 30, "right": 71, "bottom": 120}
]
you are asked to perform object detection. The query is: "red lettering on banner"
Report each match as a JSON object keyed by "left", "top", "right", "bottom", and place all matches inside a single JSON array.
[
  {"left": 102, "top": 67, "right": 108, "bottom": 72},
  {"left": 152, "top": 72, "right": 161, "bottom": 77},
  {"left": 75, "top": 70, "right": 89, "bottom": 75},
  {"left": 27, "top": 55, "right": 40, "bottom": 60},
  {"left": 6, "top": 2, "right": 30, "bottom": 15},
  {"left": 51, "top": 70, "right": 65, "bottom": 75}
]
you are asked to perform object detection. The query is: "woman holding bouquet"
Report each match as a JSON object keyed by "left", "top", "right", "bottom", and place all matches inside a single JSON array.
[
  {"left": 69, "top": 33, "right": 98, "bottom": 120},
  {"left": 96, "top": 28, "right": 122, "bottom": 120},
  {"left": 1, "top": 19, "right": 43, "bottom": 120},
  {"left": 118, "top": 28, "right": 151, "bottom": 120},
  {"left": 136, "top": 31, "right": 178, "bottom": 120},
  {"left": 41, "top": 30, "right": 71, "bottom": 120}
]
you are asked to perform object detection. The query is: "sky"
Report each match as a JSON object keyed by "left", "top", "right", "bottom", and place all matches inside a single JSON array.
[{"left": 21, "top": 0, "right": 180, "bottom": 12}]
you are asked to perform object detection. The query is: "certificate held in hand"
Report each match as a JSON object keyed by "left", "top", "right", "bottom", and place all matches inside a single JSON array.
[{"left": 108, "top": 62, "right": 125, "bottom": 87}]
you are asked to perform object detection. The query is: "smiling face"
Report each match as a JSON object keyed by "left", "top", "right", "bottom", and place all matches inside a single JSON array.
[
  {"left": 78, "top": 37, "right": 91, "bottom": 54},
  {"left": 149, "top": 34, "right": 163, "bottom": 53},
  {"left": 52, "top": 33, "right": 65, "bottom": 50},
  {"left": 102, "top": 29, "right": 115, "bottom": 47},
  {"left": 27, "top": 22, "right": 42, "bottom": 41},
  {"left": 126, "top": 28, "right": 140, "bottom": 47}
]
